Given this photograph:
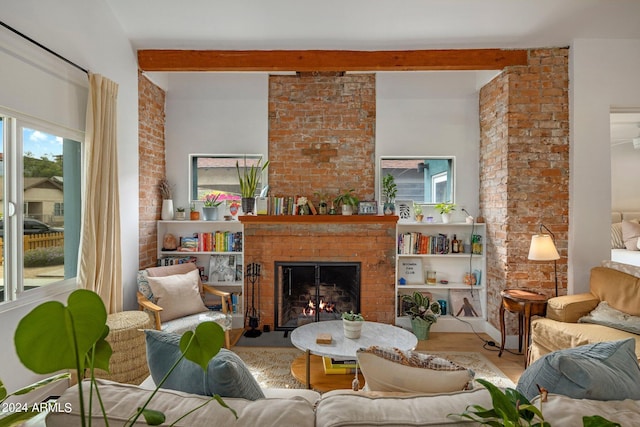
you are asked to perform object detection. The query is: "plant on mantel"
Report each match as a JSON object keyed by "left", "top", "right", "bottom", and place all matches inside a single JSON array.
[
  {"left": 334, "top": 189, "right": 359, "bottom": 216},
  {"left": 3, "top": 289, "right": 235, "bottom": 427}
]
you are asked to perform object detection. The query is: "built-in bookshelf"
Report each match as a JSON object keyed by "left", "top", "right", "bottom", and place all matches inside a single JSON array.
[
  {"left": 395, "top": 221, "right": 486, "bottom": 333},
  {"left": 157, "top": 220, "right": 244, "bottom": 328}
]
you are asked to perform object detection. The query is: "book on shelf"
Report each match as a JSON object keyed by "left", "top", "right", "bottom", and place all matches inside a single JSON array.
[
  {"left": 156, "top": 255, "right": 198, "bottom": 266},
  {"left": 397, "top": 232, "right": 451, "bottom": 255}
]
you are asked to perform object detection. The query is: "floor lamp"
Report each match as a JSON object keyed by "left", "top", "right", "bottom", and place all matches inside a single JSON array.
[{"left": 528, "top": 224, "right": 560, "bottom": 296}]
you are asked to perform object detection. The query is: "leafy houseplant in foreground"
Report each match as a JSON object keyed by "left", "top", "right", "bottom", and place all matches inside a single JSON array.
[
  {"left": 10, "top": 289, "right": 235, "bottom": 426},
  {"left": 454, "top": 378, "right": 620, "bottom": 427},
  {"left": 402, "top": 291, "right": 440, "bottom": 340}
]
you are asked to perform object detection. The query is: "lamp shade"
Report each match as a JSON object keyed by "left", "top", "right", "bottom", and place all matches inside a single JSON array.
[{"left": 528, "top": 234, "right": 560, "bottom": 261}]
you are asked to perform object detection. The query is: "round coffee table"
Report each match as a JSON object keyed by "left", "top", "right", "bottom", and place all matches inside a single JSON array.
[{"left": 290, "top": 320, "right": 417, "bottom": 390}]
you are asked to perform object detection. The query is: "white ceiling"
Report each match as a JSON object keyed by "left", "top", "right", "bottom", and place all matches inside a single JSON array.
[
  {"left": 105, "top": 0, "right": 640, "bottom": 50},
  {"left": 103, "top": 0, "right": 640, "bottom": 145}
]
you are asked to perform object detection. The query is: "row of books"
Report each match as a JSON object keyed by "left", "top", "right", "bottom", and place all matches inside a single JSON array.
[
  {"left": 176, "top": 231, "right": 243, "bottom": 253},
  {"left": 156, "top": 255, "right": 198, "bottom": 266},
  {"left": 322, "top": 356, "right": 358, "bottom": 375},
  {"left": 206, "top": 293, "right": 240, "bottom": 314},
  {"left": 259, "top": 196, "right": 318, "bottom": 216},
  {"left": 398, "top": 232, "right": 452, "bottom": 255}
]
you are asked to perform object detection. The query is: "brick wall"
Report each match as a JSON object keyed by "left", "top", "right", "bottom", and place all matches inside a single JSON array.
[
  {"left": 242, "top": 217, "right": 397, "bottom": 329},
  {"left": 268, "top": 72, "right": 376, "bottom": 205},
  {"left": 479, "top": 48, "right": 569, "bottom": 331},
  {"left": 138, "top": 71, "right": 166, "bottom": 269}
]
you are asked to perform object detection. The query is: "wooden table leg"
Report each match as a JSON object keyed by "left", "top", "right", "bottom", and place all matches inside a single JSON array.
[
  {"left": 498, "top": 301, "right": 506, "bottom": 357},
  {"left": 305, "top": 349, "right": 311, "bottom": 389},
  {"left": 523, "top": 303, "right": 532, "bottom": 368},
  {"left": 517, "top": 310, "right": 524, "bottom": 353}
]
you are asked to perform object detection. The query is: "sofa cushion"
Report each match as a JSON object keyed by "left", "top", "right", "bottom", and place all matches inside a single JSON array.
[
  {"left": 579, "top": 301, "right": 640, "bottom": 335},
  {"left": 589, "top": 267, "right": 640, "bottom": 316},
  {"left": 145, "top": 329, "right": 264, "bottom": 400},
  {"left": 356, "top": 346, "right": 474, "bottom": 393},
  {"left": 517, "top": 338, "right": 640, "bottom": 401},
  {"left": 622, "top": 220, "right": 640, "bottom": 250},
  {"left": 316, "top": 388, "right": 492, "bottom": 427},
  {"left": 46, "top": 379, "right": 315, "bottom": 427},
  {"left": 532, "top": 392, "right": 640, "bottom": 426},
  {"left": 146, "top": 268, "right": 208, "bottom": 322}
]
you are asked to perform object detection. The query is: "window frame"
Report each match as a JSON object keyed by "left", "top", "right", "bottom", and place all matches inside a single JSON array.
[
  {"left": 0, "top": 109, "right": 82, "bottom": 310},
  {"left": 378, "top": 155, "right": 456, "bottom": 205}
]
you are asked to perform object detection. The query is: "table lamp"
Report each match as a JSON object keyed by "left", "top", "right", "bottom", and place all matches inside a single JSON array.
[{"left": 528, "top": 224, "right": 560, "bottom": 296}]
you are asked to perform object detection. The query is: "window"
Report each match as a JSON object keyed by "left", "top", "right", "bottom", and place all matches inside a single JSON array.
[
  {"left": 0, "top": 113, "right": 82, "bottom": 304},
  {"left": 189, "top": 154, "right": 267, "bottom": 204},
  {"left": 379, "top": 156, "right": 455, "bottom": 204}
]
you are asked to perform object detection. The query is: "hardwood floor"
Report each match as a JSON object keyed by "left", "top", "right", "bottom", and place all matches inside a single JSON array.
[{"left": 230, "top": 329, "right": 525, "bottom": 383}]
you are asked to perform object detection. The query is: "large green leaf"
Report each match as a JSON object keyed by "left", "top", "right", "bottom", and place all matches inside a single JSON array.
[
  {"left": 179, "top": 322, "right": 224, "bottom": 371},
  {"left": 583, "top": 415, "right": 621, "bottom": 427},
  {"left": 14, "top": 289, "right": 108, "bottom": 374},
  {"left": 86, "top": 325, "right": 112, "bottom": 373},
  {"left": 0, "top": 379, "right": 6, "bottom": 402},
  {"left": 0, "top": 410, "right": 40, "bottom": 427}
]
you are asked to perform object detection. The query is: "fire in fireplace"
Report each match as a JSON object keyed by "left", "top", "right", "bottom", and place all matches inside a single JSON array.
[{"left": 274, "top": 262, "right": 361, "bottom": 331}]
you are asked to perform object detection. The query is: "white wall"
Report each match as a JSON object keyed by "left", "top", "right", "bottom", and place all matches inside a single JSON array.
[
  {"left": 0, "top": 0, "right": 139, "bottom": 398},
  {"left": 165, "top": 73, "right": 269, "bottom": 209},
  {"left": 570, "top": 39, "right": 640, "bottom": 293},
  {"left": 611, "top": 143, "right": 640, "bottom": 210}
]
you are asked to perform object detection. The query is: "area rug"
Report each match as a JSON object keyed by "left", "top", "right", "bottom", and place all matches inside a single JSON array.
[{"left": 231, "top": 347, "right": 515, "bottom": 390}]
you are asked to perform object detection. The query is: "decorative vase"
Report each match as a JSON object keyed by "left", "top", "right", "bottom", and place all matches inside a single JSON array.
[
  {"left": 242, "top": 197, "right": 255, "bottom": 215},
  {"left": 161, "top": 199, "right": 174, "bottom": 220},
  {"left": 411, "top": 318, "right": 433, "bottom": 340},
  {"left": 343, "top": 319, "right": 363, "bottom": 339},
  {"left": 175, "top": 211, "right": 186, "bottom": 221},
  {"left": 441, "top": 213, "right": 451, "bottom": 224},
  {"left": 341, "top": 204, "right": 353, "bottom": 216},
  {"left": 318, "top": 202, "right": 327, "bottom": 215},
  {"left": 202, "top": 206, "right": 218, "bottom": 221},
  {"left": 383, "top": 202, "right": 395, "bottom": 215}
]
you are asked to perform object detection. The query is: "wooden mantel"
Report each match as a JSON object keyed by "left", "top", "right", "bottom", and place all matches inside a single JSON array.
[
  {"left": 239, "top": 215, "right": 399, "bottom": 224},
  {"left": 137, "top": 49, "right": 528, "bottom": 72}
]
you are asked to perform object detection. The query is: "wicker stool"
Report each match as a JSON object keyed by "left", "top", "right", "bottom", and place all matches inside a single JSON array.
[{"left": 95, "top": 310, "right": 153, "bottom": 385}]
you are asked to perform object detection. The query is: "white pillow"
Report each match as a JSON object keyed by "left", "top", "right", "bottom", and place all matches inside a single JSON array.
[
  {"left": 579, "top": 301, "right": 640, "bottom": 335},
  {"left": 146, "top": 268, "right": 208, "bottom": 322},
  {"left": 356, "top": 346, "right": 474, "bottom": 393},
  {"left": 621, "top": 220, "right": 640, "bottom": 251}
]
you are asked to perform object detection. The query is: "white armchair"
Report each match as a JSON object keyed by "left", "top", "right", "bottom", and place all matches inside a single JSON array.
[{"left": 137, "top": 262, "right": 232, "bottom": 348}]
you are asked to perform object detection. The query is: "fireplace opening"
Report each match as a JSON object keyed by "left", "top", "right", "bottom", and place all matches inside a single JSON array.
[{"left": 274, "top": 262, "right": 361, "bottom": 331}]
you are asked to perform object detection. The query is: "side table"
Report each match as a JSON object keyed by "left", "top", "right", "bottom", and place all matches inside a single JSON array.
[{"left": 498, "top": 289, "right": 548, "bottom": 367}]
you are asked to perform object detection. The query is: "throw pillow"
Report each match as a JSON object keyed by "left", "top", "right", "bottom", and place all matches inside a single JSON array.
[
  {"left": 516, "top": 338, "right": 640, "bottom": 401},
  {"left": 579, "top": 301, "right": 640, "bottom": 335},
  {"left": 621, "top": 220, "right": 640, "bottom": 251},
  {"left": 611, "top": 222, "right": 625, "bottom": 249},
  {"left": 356, "top": 346, "right": 474, "bottom": 393},
  {"left": 144, "top": 329, "right": 264, "bottom": 400},
  {"left": 146, "top": 269, "right": 208, "bottom": 322}
]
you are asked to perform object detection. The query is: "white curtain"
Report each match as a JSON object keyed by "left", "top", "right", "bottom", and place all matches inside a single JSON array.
[{"left": 78, "top": 73, "right": 122, "bottom": 313}]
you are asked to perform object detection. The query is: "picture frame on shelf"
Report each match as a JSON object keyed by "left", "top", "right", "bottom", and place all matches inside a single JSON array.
[
  {"left": 395, "top": 199, "right": 414, "bottom": 223},
  {"left": 358, "top": 200, "right": 378, "bottom": 215},
  {"left": 398, "top": 257, "right": 424, "bottom": 284},
  {"left": 450, "top": 289, "right": 483, "bottom": 317}
]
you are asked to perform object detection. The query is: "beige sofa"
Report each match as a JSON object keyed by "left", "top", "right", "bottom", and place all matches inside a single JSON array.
[
  {"left": 530, "top": 265, "right": 640, "bottom": 364},
  {"left": 45, "top": 378, "right": 640, "bottom": 426}
]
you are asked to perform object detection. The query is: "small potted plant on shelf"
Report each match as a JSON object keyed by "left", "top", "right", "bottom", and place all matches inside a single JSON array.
[
  {"left": 381, "top": 173, "right": 397, "bottom": 215},
  {"left": 341, "top": 310, "right": 365, "bottom": 339},
  {"left": 175, "top": 206, "right": 186, "bottom": 220},
  {"left": 434, "top": 202, "right": 456, "bottom": 223},
  {"left": 236, "top": 156, "right": 269, "bottom": 215},
  {"left": 402, "top": 291, "right": 441, "bottom": 340},
  {"left": 334, "top": 189, "right": 359, "bottom": 216},
  {"left": 202, "top": 193, "right": 223, "bottom": 221},
  {"left": 159, "top": 178, "right": 174, "bottom": 220},
  {"left": 414, "top": 203, "right": 424, "bottom": 222},
  {"left": 190, "top": 202, "right": 200, "bottom": 220}
]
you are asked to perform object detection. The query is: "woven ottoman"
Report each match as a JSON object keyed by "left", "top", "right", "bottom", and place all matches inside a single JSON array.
[{"left": 94, "top": 310, "right": 153, "bottom": 385}]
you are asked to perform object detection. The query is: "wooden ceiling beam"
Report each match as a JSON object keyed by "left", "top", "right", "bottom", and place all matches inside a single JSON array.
[{"left": 137, "top": 49, "right": 528, "bottom": 72}]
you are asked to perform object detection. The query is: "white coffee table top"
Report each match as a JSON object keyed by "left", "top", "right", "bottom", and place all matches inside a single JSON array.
[{"left": 290, "top": 320, "right": 417, "bottom": 359}]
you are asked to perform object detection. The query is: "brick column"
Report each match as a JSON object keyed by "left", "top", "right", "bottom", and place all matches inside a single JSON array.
[{"left": 479, "top": 48, "right": 569, "bottom": 332}]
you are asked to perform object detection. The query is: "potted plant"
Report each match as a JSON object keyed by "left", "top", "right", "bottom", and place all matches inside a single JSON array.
[
  {"left": 402, "top": 291, "right": 441, "bottom": 340},
  {"left": 236, "top": 157, "right": 269, "bottom": 215},
  {"left": 175, "top": 206, "right": 186, "bottom": 220},
  {"left": 334, "top": 189, "right": 359, "bottom": 216},
  {"left": 189, "top": 202, "right": 200, "bottom": 220},
  {"left": 414, "top": 203, "right": 424, "bottom": 222},
  {"left": 341, "top": 311, "right": 365, "bottom": 339},
  {"left": 202, "top": 193, "right": 223, "bottom": 221},
  {"left": 159, "top": 178, "right": 174, "bottom": 220},
  {"left": 434, "top": 202, "right": 456, "bottom": 223},
  {"left": 381, "top": 174, "right": 397, "bottom": 215}
]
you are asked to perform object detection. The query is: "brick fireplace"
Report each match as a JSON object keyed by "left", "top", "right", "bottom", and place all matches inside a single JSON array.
[{"left": 240, "top": 216, "right": 397, "bottom": 330}]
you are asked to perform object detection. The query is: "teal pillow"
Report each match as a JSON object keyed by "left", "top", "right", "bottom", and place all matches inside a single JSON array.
[
  {"left": 516, "top": 338, "right": 640, "bottom": 401},
  {"left": 145, "top": 329, "right": 264, "bottom": 400}
]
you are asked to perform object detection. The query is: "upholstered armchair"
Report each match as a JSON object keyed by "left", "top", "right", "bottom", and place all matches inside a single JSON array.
[{"left": 137, "top": 262, "right": 232, "bottom": 348}]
